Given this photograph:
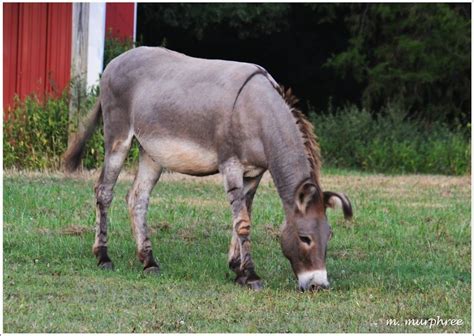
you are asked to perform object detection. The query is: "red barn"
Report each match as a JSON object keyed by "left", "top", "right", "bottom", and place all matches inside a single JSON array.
[{"left": 3, "top": 2, "right": 137, "bottom": 118}]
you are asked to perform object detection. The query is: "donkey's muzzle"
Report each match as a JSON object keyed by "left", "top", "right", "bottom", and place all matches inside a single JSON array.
[{"left": 297, "top": 269, "right": 330, "bottom": 292}]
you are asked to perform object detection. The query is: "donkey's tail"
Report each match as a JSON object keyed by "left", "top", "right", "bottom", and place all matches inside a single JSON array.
[{"left": 62, "top": 97, "right": 102, "bottom": 172}]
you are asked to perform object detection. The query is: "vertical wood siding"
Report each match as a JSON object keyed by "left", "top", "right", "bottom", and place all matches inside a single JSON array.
[
  {"left": 105, "top": 3, "right": 135, "bottom": 40},
  {"left": 3, "top": 3, "right": 20, "bottom": 113},
  {"left": 3, "top": 3, "right": 72, "bottom": 116}
]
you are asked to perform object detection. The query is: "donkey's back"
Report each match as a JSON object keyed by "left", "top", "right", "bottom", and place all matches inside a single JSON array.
[{"left": 102, "top": 46, "right": 264, "bottom": 120}]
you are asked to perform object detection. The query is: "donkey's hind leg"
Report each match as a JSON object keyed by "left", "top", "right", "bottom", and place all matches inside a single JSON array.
[
  {"left": 126, "top": 148, "right": 162, "bottom": 274},
  {"left": 222, "top": 160, "right": 264, "bottom": 290},
  {"left": 93, "top": 132, "right": 133, "bottom": 269}
]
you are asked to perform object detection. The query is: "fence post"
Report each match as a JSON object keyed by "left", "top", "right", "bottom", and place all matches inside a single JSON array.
[{"left": 68, "top": 3, "right": 90, "bottom": 147}]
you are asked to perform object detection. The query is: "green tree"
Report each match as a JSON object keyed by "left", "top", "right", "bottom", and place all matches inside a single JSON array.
[
  {"left": 327, "top": 3, "right": 471, "bottom": 125},
  {"left": 140, "top": 3, "right": 291, "bottom": 40}
]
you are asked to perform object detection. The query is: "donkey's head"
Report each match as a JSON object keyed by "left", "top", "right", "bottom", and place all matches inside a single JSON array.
[{"left": 280, "top": 181, "right": 352, "bottom": 291}]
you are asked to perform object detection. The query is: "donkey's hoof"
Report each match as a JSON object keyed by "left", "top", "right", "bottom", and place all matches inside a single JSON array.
[
  {"left": 247, "top": 280, "right": 264, "bottom": 291},
  {"left": 235, "top": 275, "right": 263, "bottom": 291},
  {"left": 98, "top": 261, "right": 114, "bottom": 270},
  {"left": 143, "top": 266, "right": 160, "bottom": 276}
]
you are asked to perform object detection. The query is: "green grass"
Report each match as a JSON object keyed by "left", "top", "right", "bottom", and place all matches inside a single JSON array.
[{"left": 3, "top": 170, "right": 471, "bottom": 332}]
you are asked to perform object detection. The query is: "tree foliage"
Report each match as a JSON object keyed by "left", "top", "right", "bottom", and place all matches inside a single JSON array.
[
  {"left": 137, "top": 3, "right": 470, "bottom": 126},
  {"left": 140, "top": 3, "right": 291, "bottom": 40},
  {"left": 327, "top": 4, "right": 471, "bottom": 125}
]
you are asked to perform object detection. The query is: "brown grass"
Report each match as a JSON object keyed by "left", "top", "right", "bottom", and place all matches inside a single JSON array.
[
  {"left": 6, "top": 168, "right": 469, "bottom": 188},
  {"left": 150, "top": 196, "right": 227, "bottom": 208},
  {"left": 59, "top": 224, "right": 93, "bottom": 236},
  {"left": 148, "top": 222, "right": 171, "bottom": 235},
  {"left": 263, "top": 224, "right": 280, "bottom": 240}
]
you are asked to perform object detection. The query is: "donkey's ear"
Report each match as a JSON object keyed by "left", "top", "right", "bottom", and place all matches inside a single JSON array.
[
  {"left": 295, "top": 182, "right": 318, "bottom": 214},
  {"left": 323, "top": 191, "right": 353, "bottom": 220}
]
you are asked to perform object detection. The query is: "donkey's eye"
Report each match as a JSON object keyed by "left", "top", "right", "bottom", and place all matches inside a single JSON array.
[{"left": 299, "top": 235, "right": 312, "bottom": 246}]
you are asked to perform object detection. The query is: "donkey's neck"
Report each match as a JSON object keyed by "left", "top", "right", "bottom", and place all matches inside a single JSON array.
[{"left": 261, "top": 103, "right": 316, "bottom": 210}]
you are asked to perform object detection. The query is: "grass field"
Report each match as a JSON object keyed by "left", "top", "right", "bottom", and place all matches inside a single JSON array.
[{"left": 3, "top": 169, "right": 471, "bottom": 333}]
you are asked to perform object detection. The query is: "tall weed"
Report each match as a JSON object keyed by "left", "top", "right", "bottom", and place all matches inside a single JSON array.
[
  {"left": 3, "top": 93, "right": 138, "bottom": 170},
  {"left": 4, "top": 94, "right": 69, "bottom": 170}
]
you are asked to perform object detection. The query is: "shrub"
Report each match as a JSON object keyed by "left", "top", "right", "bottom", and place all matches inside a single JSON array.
[
  {"left": 4, "top": 94, "right": 69, "bottom": 170},
  {"left": 3, "top": 92, "right": 139, "bottom": 171},
  {"left": 312, "top": 104, "right": 470, "bottom": 175}
]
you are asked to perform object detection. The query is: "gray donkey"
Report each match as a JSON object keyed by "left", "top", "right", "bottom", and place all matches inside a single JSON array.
[{"left": 63, "top": 47, "right": 352, "bottom": 291}]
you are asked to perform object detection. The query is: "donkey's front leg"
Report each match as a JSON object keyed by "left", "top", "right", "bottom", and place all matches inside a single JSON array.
[{"left": 221, "top": 160, "right": 263, "bottom": 290}]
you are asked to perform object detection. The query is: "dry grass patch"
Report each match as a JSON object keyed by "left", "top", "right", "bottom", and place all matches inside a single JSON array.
[
  {"left": 405, "top": 202, "right": 448, "bottom": 209},
  {"left": 33, "top": 225, "right": 93, "bottom": 236},
  {"left": 322, "top": 174, "right": 470, "bottom": 190},
  {"left": 263, "top": 224, "right": 280, "bottom": 240},
  {"left": 148, "top": 221, "right": 171, "bottom": 235},
  {"left": 60, "top": 224, "right": 93, "bottom": 236},
  {"left": 150, "top": 196, "right": 227, "bottom": 208},
  {"left": 34, "top": 227, "right": 53, "bottom": 235}
]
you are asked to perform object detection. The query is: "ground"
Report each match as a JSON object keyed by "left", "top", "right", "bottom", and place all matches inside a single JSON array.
[{"left": 3, "top": 169, "right": 471, "bottom": 332}]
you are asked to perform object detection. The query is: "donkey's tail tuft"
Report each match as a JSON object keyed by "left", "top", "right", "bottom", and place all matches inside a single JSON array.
[{"left": 62, "top": 97, "right": 102, "bottom": 172}]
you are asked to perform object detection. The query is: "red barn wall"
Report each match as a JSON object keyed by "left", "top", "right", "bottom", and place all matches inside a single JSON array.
[
  {"left": 4, "top": 3, "right": 20, "bottom": 114},
  {"left": 3, "top": 3, "right": 72, "bottom": 116},
  {"left": 105, "top": 3, "right": 135, "bottom": 40}
]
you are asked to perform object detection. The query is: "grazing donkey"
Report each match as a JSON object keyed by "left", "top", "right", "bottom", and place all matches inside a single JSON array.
[{"left": 63, "top": 47, "right": 352, "bottom": 291}]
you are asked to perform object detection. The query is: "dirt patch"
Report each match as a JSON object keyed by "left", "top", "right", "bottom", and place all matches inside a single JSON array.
[
  {"left": 177, "top": 223, "right": 210, "bottom": 242},
  {"left": 149, "top": 222, "right": 171, "bottom": 235},
  {"left": 263, "top": 224, "right": 280, "bottom": 240},
  {"left": 59, "top": 224, "right": 93, "bottom": 236},
  {"left": 150, "top": 196, "right": 227, "bottom": 208},
  {"left": 34, "top": 227, "right": 52, "bottom": 235},
  {"left": 404, "top": 202, "right": 448, "bottom": 209},
  {"left": 332, "top": 249, "right": 367, "bottom": 260},
  {"left": 35, "top": 225, "right": 93, "bottom": 236}
]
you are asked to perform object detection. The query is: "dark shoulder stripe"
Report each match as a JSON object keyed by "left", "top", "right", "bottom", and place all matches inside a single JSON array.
[{"left": 232, "top": 68, "right": 267, "bottom": 111}]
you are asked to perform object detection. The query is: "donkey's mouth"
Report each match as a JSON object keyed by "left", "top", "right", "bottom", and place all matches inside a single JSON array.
[{"left": 299, "top": 283, "right": 330, "bottom": 292}]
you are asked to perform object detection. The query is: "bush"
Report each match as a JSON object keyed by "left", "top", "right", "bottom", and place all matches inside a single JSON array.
[
  {"left": 3, "top": 92, "right": 139, "bottom": 171},
  {"left": 4, "top": 94, "right": 69, "bottom": 170},
  {"left": 312, "top": 104, "right": 470, "bottom": 175}
]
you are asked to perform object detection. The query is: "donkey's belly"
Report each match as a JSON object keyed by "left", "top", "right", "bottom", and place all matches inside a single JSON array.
[{"left": 140, "top": 138, "right": 219, "bottom": 175}]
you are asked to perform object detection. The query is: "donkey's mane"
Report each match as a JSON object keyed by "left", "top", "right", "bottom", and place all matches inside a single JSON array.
[
  {"left": 232, "top": 69, "right": 322, "bottom": 185},
  {"left": 278, "top": 86, "right": 322, "bottom": 185}
]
